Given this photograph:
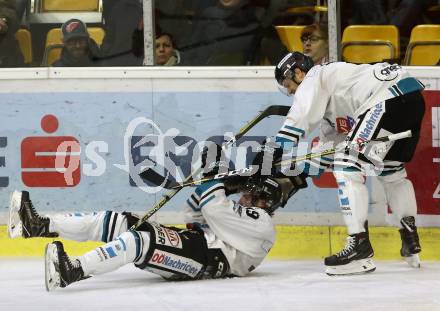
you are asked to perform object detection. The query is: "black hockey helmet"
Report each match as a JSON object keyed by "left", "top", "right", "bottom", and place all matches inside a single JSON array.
[
  {"left": 274, "top": 51, "right": 314, "bottom": 86},
  {"left": 240, "top": 176, "right": 293, "bottom": 215}
]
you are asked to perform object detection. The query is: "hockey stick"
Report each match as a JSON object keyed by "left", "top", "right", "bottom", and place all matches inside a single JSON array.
[
  {"left": 131, "top": 105, "right": 290, "bottom": 229},
  {"left": 274, "top": 130, "right": 413, "bottom": 167},
  {"left": 165, "top": 130, "right": 413, "bottom": 189}
]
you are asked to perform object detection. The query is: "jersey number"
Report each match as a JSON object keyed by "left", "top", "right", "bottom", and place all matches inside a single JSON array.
[{"left": 245, "top": 208, "right": 260, "bottom": 220}]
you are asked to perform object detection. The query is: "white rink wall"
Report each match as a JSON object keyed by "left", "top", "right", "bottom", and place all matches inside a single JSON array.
[{"left": 0, "top": 66, "right": 438, "bottom": 227}]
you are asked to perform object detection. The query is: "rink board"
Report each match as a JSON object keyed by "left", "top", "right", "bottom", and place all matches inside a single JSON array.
[
  {"left": 1, "top": 225, "right": 439, "bottom": 260},
  {"left": 0, "top": 66, "right": 438, "bottom": 229}
]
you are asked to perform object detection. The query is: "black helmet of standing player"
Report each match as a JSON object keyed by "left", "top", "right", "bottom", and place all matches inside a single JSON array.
[
  {"left": 275, "top": 51, "right": 314, "bottom": 96},
  {"left": 237, "top": 176, "right": 296, "bottom": 215}
]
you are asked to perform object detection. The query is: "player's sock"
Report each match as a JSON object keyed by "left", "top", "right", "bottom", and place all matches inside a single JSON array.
[
  {"left": 324, "top": 231, "right": 375, "bottom": 276},
  {"left": 399, "top": 216, "right": 421, "bottom": 268}
]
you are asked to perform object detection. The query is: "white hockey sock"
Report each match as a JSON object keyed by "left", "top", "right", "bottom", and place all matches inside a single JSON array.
[
  {"left": 378, "top": 169, "right": 417, "bottom": 227},
  {"left": 79, "top": 231, "right": 150, "bottom": 276},
  {"left": 334, "top": 170, "right": 369, "bottom": 235},
  {"left": 48, "top": 211, "right": 128, "bottom": 242}
]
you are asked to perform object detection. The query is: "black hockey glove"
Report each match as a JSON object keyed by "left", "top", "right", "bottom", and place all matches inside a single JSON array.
[
  {"left": 253, "top": 139, "right": 308, "bottom": 180},
  {"left": 252, "top": 139, "right": 285, "bottom": 177},
  {"left": 222, "top": 175, "right": 249, "bottom": 196},
  {"left": 200, "top": 142, "right": 248, "bottom": 196},
  {"left": 200, "top": 143, "right": 229, "bottom": 178}
]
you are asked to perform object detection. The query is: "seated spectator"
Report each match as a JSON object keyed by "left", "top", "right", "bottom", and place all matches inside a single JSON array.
[
  {"left": 0, "top": 0, "right": 24, "bottom": 67},
  {"left": 301, "top": 23, "right": 328, "bottom": 64},
  {"left": 155, "top": 33, "right": 180, "bottom": 65},
  {"left": 52, "top": 19, "right": 101, "bottom": 67}
]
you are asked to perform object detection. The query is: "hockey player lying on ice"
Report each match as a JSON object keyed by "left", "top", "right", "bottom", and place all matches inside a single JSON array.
[
  {"left": 8, "top": 174, "right": 303, "bottom": 291},
  {"left": 273, "top": 51, "right": 425, "bottom": 275}
]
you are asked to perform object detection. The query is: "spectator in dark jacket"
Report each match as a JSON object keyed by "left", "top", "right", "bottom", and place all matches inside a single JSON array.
[
  {"left": 0, "top": 0, "right": 24, "bottom": 67},
  {"left": 52, "top": 18, "right": 101, "bottom": 67},
  {"left": 99, "top": 0, "right": 143, "bottom": 66}
]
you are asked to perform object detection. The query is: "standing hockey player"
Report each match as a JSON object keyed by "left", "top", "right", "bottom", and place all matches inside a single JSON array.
[
  {"left": 273, "top": 52, "right": 425, "bottom": 275},
  {"left": 8, "top": 175, "right": 299, "bottom": 291}
]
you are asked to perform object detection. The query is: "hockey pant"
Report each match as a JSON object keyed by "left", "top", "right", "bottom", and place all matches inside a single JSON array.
[
  {"left": 48, "top": 212, "right": 229, "bottom": 280},
  {"left": 333, "top": 91, "right": 425, "bottom": 234}
]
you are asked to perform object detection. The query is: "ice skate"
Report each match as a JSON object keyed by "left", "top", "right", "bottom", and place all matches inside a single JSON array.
[
  {"left": 45, "top": 241, "right": 88, "bottom": 291},
  {"left": 8, "top": 190, "right": 58, "bottom": 239},
  {"left": 399, "top": 216, "right": 421, "bottom": 268},
  {"left": 325, "top": 231, "right": 376, "bottom": 276}
]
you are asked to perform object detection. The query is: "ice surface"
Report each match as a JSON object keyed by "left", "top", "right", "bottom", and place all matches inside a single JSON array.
[{"left": 0, "top": 259, "right": 439, "bottom": 311}]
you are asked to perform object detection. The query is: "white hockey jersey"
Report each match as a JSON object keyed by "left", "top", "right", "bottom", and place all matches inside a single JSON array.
[
  {"left": 276, "top": 62, "right": 425, "bottom": 147},
  {"left": 183, "top": 180, "right": 276, "bottom": 276}
]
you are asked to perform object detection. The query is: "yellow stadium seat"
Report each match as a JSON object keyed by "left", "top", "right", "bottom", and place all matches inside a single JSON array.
[
  {"left": 286, "top": 6, "right": 328, "bottom": 14},
  {"left": 404, "top": 25, "right": 440, "bottom": 66},
  {"left": 15, "top": 29, "right": 32, "bottom": 65},
  {"left": 42, "top": 0, "right": 100, "bottom": 12},
  {"left": 275, "top": 26, "right": 306, "bottom": 52},
  {"left": 342, "top": 25, "right": 400, "bottom": 64},
  {"left": 43, "top": 27, "right": 105, "bottom": 66}
]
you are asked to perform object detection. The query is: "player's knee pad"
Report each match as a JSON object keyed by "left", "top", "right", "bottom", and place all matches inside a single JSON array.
[
  {"left": 378, "top": 167, "right": 407, "bottom": 184},
  {"left": 378, "top": 169, "right": 415, "bottom": 201},
  {"left": 118, "top": 230, "right": 151, "bottom": 265},
  {"left": 333, "top": 170, "right": 369, "bottom": 234},
  {"left": 106, "top": 231, "right": 137, "bottom": 263},
  {"left": 121, "top": 212, "right": 140, "bottom": 229},
  {"left": 378, "top": 169, "right": 417, "bottom": 218},
  {"left": 333, "top": 170, "right": 367, "bottom": 209},
  {"left": 333, "top": 170, "right": 365, "bottom": 185},
  {"left": 100, "top": 211, "right": 130, "bottom": 242}
]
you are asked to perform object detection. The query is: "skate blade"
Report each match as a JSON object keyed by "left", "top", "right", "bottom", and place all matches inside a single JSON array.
[
  {"left": 325, "top": 258, "right": 376, "bottom": 276},
  {"left": 8, "top": 191, "right": 23, "bottom": 239},
  {"left": 45, "top": 243, "right": 61, "bottom": 292},
  {"left": 403, "top": 254, "right": 421, "bottom": 268}
]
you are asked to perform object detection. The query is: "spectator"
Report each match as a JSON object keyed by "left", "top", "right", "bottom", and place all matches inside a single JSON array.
[
  {"left": 349, "top": 0, "right": 387, "bottom": 25},
  {"left": 155, "top": 33, "right": 181, "bottom": 65},
  {"left": 388, "top": 0, "right": 436, "bottom": 39},
  {"left": 100, "top": 0, "right": 143, "bottom": 66},
  {"left": 0, "top": 0, "right": 24, "bottom": 67},
  {"left": 300, "top": 23, "right": 328, "bottom": 65},
  {"left": 159, "top": 0, "right": 261, "bottom": 65},
  {"left": 15, "top": 0, "right": 26, "bottom": 22},
  {"left": 52, "top": 19, "right": 100, "bottom": 67},
  {"left": 344, "top": 0, "right": 437, "bottom": 60}
]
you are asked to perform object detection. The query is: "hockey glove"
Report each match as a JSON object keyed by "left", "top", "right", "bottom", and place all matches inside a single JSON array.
[
  {"left": 200, "top": 143, "right": 229, "bottom": 178},
  {"left": 222, "top": 175, "right": 249, "bottom": 196},
  {"left": 252, "top": 139, "right": 292, "bottom": 177}
]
